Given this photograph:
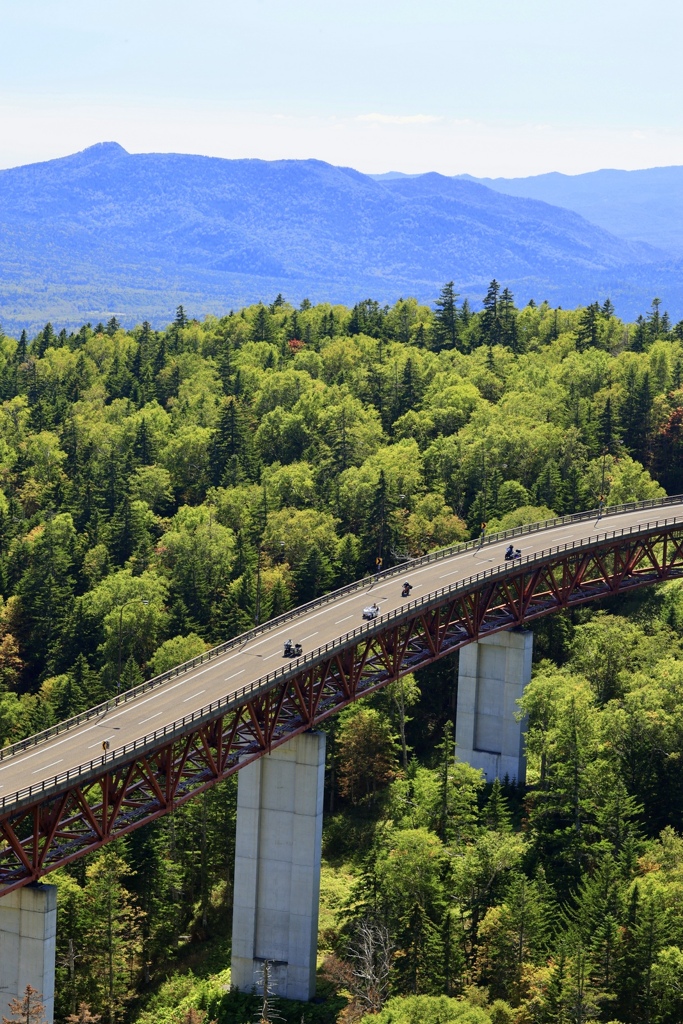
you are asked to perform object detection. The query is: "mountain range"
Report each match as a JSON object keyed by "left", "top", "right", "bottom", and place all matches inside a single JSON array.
[
  {"left": 1, "top": 142, "right": 682, "bottom": 333},
  {"left": 458, "top": 167, "right": 683, "bottom": 255}
]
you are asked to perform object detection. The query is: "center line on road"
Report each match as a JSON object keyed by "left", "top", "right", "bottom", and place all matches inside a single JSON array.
[
  {"left": 183, "top": 690, "right": 205, "bottom": 702},
  {"left": 301, "top": 631, "right": 318, "bottom": 642},
  {"left": 139, "top": 712, "right": 163, "bottom": 724},
  {"left": 335, "top": 615, "right": 353, "bottom": 624},
  {"left": 226, "top": 669, "right": 245, "bottom": 680},
  {"left": 439, "top": 569, "right": 462, "bottom": 579},
  {"left": 33, "top": 759, "right": 62, "bottom": 774}
]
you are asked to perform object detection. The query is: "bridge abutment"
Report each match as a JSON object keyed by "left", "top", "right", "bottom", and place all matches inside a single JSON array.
[
  {"left": 0, "top": 883, "right": 57, "bottom": 1023},
  {"left": 231, "top": 731, "right": 325, "bottom": 1002},
  {"left": 455, "top": 629, "right": 531, "bottom": 784}
]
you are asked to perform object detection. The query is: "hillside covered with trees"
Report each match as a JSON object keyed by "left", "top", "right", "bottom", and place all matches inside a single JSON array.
[
  {"left": 1, "top": 144, "right": 681, "bottom": 334},
  {"left": 2, "top": 284, "right": 683, "bottom": 1024}
]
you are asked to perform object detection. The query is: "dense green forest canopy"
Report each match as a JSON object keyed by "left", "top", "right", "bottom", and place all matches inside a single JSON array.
[{"left": 2, "top": 284, "right": 683, "bottom": 1024}]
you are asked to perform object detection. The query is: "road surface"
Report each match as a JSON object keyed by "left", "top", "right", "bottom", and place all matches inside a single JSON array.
[{"left": 1, "top": 501, "right": 682, "bottom": 806}]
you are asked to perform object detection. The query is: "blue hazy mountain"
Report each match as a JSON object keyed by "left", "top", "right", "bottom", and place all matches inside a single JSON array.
[
  {"left": 458, "top": 166, "right": 683, "bottom": 255},
  {"left": 0, "top": 143, "right": 679, "bottom": 333}
]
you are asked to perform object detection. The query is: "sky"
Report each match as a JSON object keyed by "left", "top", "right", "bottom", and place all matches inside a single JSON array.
[{"left": 2, "top": 0, "right": 683, "bottom": 177}]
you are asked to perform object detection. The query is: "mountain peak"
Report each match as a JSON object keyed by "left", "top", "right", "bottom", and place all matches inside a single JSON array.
[{"left": 75, "top": 141, "right": 129, "bottom": 159}]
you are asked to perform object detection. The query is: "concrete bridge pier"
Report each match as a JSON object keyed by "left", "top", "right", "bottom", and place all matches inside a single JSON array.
[
  {"left": 455, "top": 629, "right": 532, "bottom": 784},
  {"left": 231, "top": 731, "right": 325, "bottom": 1001},
  {"left": 0, "top": 883, "right": 57, "bottom": 1022}
]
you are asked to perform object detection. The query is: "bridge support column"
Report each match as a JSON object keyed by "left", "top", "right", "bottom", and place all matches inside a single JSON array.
[
  {"left": 455, "top": 629, "right": 532, "bottom": 784},
  {"left": 231, "top": 731, "right": 325, "bottom": 1002},
  {"left": 0, "top": 884, "right": 57, "bottom": 1023}
]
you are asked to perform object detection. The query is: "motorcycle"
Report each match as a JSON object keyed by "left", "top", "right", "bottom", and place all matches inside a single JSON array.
[
  {"left": 401, "top": 582, "right": 413, "bottom": 597},
  {"left": 283, "top": 640, "right": 303, "bottom": 658}
]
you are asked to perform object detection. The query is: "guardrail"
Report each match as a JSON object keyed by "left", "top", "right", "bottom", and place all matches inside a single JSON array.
[
  {"left": 1, "top": 492, "right": 681, "bottom": 767},
  {"left": 2, "top": 507, "right": 683, "bottom": 814}
]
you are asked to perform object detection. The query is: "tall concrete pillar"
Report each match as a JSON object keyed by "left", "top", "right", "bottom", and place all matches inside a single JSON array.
[
  {"left": 231, "top": 731, "right": 325, "bottom": 1002},
  {"left": 0, "top": 884, "right": 57, "bottom": 1023},
  {"left": 455, "top": 629, "right": 532, "bottom": 784}
]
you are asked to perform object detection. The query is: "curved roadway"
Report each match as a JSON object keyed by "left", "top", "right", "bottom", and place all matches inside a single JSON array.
[{"left": 1, "top": 501, "right": 683, "bottom": 806}]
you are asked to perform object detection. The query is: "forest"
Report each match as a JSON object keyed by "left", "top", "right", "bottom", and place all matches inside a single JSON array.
[{"left": 1, "top": 283, "right": 683, "bottom": 1024}]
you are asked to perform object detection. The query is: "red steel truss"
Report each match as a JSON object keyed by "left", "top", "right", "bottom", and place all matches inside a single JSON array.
[{"left": 2, "top": 525, "right": 683, "bottom": 894}]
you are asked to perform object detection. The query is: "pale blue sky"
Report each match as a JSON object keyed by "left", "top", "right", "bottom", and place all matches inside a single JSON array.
[{"left": 2, "top": 0, "right": 682, "bottom": 175}]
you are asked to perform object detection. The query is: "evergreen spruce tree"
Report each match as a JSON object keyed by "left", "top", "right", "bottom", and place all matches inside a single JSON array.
[
  {"left": 647, "top": 297, "right": 662, "bottom": 338},
  {"left": 499, "top": 287, "right": 519, "bottom": 352},
  {"left": 132, "top": 419, "right": 156, "bottom": 465},
  {"left": 15, "top": 329, "right": 27, "bottom": 364},
  {"left": 631, "top": 315, "right": 648, "bottom": 352},
  {"left": 294, "top": 544, "right": 334, "bottom": 603},
  {"left": 576, "top": 302, "right": 601, "bottom": 351},
  {"left": 210, "top": 397, "right": 254, "bottom": 486},
  {"left": 362, "top": 470, "right": 396, "bottom": 571},
  {"left": 252, "top": 304, "right": 273, "bottom": 342},
  {"left": 596, "top": 395, "right": 617, "bottom": 453},
  {"left": 483, "top": 777, "right": 513, "bottom": 832},
  {"left": 433, "top": 282, "right": 460, "bottom": 351},
  {"left": 480, "top": 280, "right": 502, "bottom": 347}
]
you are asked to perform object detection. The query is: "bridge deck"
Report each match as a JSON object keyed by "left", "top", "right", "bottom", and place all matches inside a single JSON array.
[{"left": 1, "top": 501, "right": 682, "bottom": 809}]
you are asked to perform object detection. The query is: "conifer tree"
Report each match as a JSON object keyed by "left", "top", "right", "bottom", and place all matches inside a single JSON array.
[
  {"left": 631, "top": 314, "right": 648, "bottom": 352},
  {"left": 210, "top": 397, "right": 254, "bottom": 486},
  {"left": 66, "top": 1004, "right": 100, "bottom": 1024},
  {"left": 483, "top": 777, "right": 513, "bottom": 832},
  {"left": 481, "top": 280, "right": 502, "bottom": 347},
  {"left": 15, "top": 329, "right": 27, "bottom": 364},
  {"left": 252, "top": 304, "right": 273, "bottom": 342},
  {"left": 596, "top": 396, "right": 617, "bottom": 453},
  {"left": 2, "top": 986, "right": 47, "bottom": 1024},
  {"left": 362, "top": 470, "right": 396, "bottom": 571},
  {"left": 576, "top": 302, "right": 601, "bottom": 351},
  {"left": 647, "top": 297, "right": 662, "bottom": 338},
  {"left": 433, "top": 282, "right": 459, "bottom": 351},
  {"left": 499, "top": 287, "right": 518, "bottom": 351},
  {"left": 294, "top": 544, "right": 334, "bottom": 603}
]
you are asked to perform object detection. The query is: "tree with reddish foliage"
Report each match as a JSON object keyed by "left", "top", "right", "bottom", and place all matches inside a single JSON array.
[
  {"left": 2, "top": 986, "right": 46, "bottom": 1024},
  {"left": 65, "top": 1005, "right": 100, "bottom": 1024}
]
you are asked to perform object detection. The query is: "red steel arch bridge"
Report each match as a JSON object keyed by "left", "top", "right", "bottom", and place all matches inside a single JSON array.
[{"left": 1, "top": 496, "right": 683, "bottom": 896}]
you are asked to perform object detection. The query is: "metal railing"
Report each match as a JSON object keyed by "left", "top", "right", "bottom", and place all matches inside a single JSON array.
[
  {"left": 1, "top": 503, "right": 682, "bottom": 814},
  {"left": 1, "top": 492, "right": 680, "bottom": 767}
]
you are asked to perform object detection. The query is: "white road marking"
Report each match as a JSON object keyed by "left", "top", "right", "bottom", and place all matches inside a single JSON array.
[
  {"left": 335, "top": 615, "right": 353, "bottom": 624},
  {"left": 183, "top": 690, "right": 205, "bottom": 702},
  {"left": 33, "top": 759, "right": 62, "bottom": 774},
  {"left": 139, "top": 712, "right": 163, "bottom": 724},
  {"left": 301, "top": 631, "right": 319, "bottom": 642},
  {"left": 1, "top": 507, "right": 681, "bottom": 791}
]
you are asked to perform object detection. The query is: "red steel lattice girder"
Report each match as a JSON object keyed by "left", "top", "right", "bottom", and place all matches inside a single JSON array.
[{"left": 2, "top": 527, "right": 683, "bottom": 895}]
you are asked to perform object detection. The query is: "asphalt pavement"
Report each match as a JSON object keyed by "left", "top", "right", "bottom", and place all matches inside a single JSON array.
[{"left": 1, "top": 502, "right": 682, "bottom": 806}]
